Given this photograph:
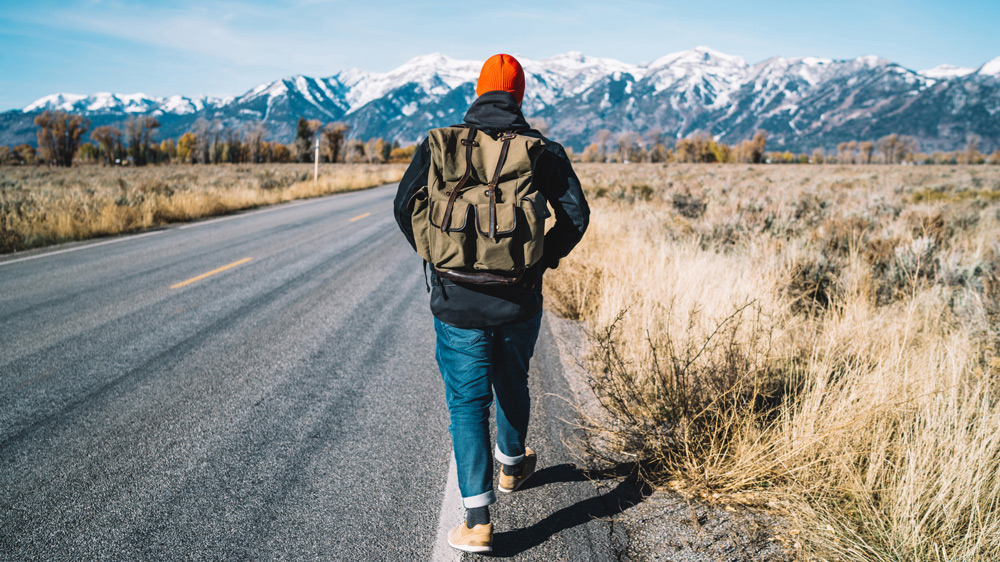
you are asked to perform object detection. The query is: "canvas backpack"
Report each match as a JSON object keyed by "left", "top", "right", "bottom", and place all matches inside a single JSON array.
[{"left": 410, "top": 125, "right": 549, "bottom": 285}]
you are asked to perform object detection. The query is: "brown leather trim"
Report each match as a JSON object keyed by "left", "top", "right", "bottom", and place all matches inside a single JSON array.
[
  {"left": 435, "top": 267, "right": 523, "bottom": 286},
  {"left": 440, "top": 126, "right": 478, "bottom": 232},
  {"left": 487, "top": 185, "right": 497, "bottom": 240},
  {"left": 475, "top": 203, "right": 517, "bottom": 236},
  {"left": 485, "top": 132, "right": 516, "bottom": 240},
  {"left": 429, "top": 200, "right": 471, "bottom": 231}
]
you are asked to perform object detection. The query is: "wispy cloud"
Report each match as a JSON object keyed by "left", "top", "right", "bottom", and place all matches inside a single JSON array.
[{"left": 8, "top": 1, "right": 353, "bottom": 75}]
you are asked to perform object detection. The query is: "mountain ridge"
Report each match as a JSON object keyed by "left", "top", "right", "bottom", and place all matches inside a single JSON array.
[{"left": 6, "top": 48, "right": 1000, "bottom": 153}]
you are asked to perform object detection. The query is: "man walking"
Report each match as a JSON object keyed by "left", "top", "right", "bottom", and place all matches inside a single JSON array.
[{"left": 393, "top": 53, "right": 589, "bottom": 553}]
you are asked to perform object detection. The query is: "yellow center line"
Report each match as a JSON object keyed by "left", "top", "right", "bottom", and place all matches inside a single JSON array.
[
  {"left": 349, "top": 212, "right": 371, "bottom": 222},
  {"left": 170, "top": 257, "right": 253, "bottom": 289}
]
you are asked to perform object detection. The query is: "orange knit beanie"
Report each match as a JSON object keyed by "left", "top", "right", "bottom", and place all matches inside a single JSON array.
[{"left": 476, "top": 54, "right": 525, "bottom": 104}]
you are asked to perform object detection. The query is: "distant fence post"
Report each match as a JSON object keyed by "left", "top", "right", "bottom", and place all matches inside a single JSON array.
[{"left": 314, "top": 136, "right": 320, "bottom": 185}]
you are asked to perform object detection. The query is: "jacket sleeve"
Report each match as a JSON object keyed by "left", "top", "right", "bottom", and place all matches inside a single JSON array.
[
  {"left": 393, "top": 138, "right": 431, "bottom": 252},
  {"left": 537, "top": 143, "right": 590, "bottom": 270}
]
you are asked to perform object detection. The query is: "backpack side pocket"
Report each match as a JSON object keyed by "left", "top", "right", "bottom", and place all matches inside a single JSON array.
[
  {"left": 410, "top": 186, "right": 433, "bottom": 263},
  {"left": 518, "top": 190, "right": 549, "bottom": 268}
]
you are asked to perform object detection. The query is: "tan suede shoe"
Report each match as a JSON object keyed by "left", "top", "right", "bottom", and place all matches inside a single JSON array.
[
  {"left": 447, "top": 521, "right": 493, "bottom": 553},
  {"left": 498, "top": 446, "right": 537, "bottom": 493}
]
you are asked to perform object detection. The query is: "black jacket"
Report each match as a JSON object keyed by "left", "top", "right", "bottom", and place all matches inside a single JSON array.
[{"left": 393, "top": 91, "right": 590, "bottom": 328}]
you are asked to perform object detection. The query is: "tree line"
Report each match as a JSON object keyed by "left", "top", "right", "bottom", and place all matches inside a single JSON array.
[
  {"left": 578, "top": 129, "right": 1000, "bottom": 165},
  {"left": 1, "top": 112, "right": 416, "bottom": 167},
  {"left": 579, "top": 129, "right": 770, "bottom": 164},
  {"left": 3, "top": 110, "right": 998, "bottom": 167}
]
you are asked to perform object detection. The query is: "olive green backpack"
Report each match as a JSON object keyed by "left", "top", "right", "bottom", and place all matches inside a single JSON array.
[{"left": 410, "top": 125, "right": 549, "bottom": 285}]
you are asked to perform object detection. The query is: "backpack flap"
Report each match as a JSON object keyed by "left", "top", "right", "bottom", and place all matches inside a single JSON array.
[
  {"left": 475, "top": 203, "right": 516, "bottom": 236},
  {"left": 430, "top": 199, "right": 472, "bottom": 232}
]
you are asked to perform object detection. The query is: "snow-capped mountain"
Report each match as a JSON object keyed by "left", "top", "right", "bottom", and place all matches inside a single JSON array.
[
  {"left": 24, "top": 92, "right": 228, "bottom": 116},
  {"left": 920, "top": 65, "right": 976, "bottom": 79},
  {"left": 6, "top": 49, "right": 1000, "bottom": 152}
]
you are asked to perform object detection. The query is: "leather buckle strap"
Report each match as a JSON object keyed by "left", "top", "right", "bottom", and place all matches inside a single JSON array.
[
  {"left": 440, "top": 126, "right": 478, "bottom": 232},
  {"left": 485, "top": 132, "right": 516, "bottom": 240}
]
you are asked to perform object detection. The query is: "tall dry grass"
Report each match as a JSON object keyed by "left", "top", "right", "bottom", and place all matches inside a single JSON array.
[
  {"left": 0, "top": 163, "right": 406, "bottom": 253},
  {"left": 545, "top": 163, "right": 1000, "bottom": 560}
]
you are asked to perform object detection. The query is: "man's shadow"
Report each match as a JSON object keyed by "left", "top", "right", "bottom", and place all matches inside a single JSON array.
[{"left": 489, "top": 462, "right": 652, "bottom": 557}]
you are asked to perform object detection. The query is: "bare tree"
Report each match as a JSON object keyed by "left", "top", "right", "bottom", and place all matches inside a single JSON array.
[
  {"left": 245, "top": 121, "right": 268, "bottom": 163},
  {"left": 837, "top": 142, "right": 849, "bottom": 164},
  {"left": 847, "top": 140, "right": 858, "bottom": 164},
  {"left": 322, "top": 122, "right": 350, "bottom": 163},
  {"left": 295, "top": 118, "right": 322, "bottom": 162},
  {"left": 91, "top": 125, "right": 122, "bottom": 166},
  {"left": 877, "top": 134, "right": 900, "bottom": 164},
  {"left": 860, "top": 141, "right": 874, "bottom": 164},
  {"left": 191, "top": 119, "right": 212, "bottom": 164},
  {"left": 34, "top": 110, "right": 90, "bottom": 167},
  {"left": 749, "top": 130, "right": 767, "bottom": 164},
  {"left": 125, "top": 116, "right": 160, "bottom": 166},
  {"left": 963, "top": 134, "right": 983, "bottom": 164},
  {"left": 616, "top": 131, "right": 641, "bottom": 163},
  {"left": 594, "top": 129, "right": 612, "bottom": 162},
  {"left": 222, "top": 125, "right": 244, "bottom": 163}
]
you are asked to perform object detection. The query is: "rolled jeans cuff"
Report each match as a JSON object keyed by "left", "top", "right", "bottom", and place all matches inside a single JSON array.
[
  {"left": 494, "top": 444, "right": 524, "bottom": 466},
  {"left": 462, "top": 490, "right": 496, "bottom": 509}
]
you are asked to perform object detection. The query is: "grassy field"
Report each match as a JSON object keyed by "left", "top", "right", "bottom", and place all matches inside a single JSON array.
[
  {"left": 6, "top": 159, "right": 999, "bottom": 559},
  {"left": 0, "top": 163, "right": 407, "bottom": 254},
  {"left": 545, "top": 163, "right": 1000, "bottom": 561}
]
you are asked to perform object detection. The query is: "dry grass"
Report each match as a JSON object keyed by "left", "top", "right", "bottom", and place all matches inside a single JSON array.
[
  {"left": 0, "top": 163, "right": 406, "bottom": 253},
  {"left": 545, "top": 163, "right": 1000, "bottom": 561}
]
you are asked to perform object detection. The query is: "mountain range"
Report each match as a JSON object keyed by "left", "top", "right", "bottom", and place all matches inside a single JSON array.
[{"left": 5, "top": 47, "right": 1000, "bottom": 153}]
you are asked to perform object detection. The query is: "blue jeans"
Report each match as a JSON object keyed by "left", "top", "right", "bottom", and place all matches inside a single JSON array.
[{"left": 434, "top": 310, "right": 543, "bottom": 508}]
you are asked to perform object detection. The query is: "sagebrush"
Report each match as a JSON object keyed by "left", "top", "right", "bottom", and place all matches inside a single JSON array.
[{"left": 545, "top": 163, "right": 1000, "bottom": 561}]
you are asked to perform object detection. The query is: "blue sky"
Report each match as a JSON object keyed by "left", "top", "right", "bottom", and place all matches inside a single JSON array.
[{"left": 2, "top": 0, "right": 999, "bottom": 109}]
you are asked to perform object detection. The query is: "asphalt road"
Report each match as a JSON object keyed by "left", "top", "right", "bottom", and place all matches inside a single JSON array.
[{"left": 0, "top": 184, "right": 632, "bottom": 561}]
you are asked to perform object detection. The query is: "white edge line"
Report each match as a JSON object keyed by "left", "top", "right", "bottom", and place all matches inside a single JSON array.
[
  {"left": 430, "top": 453, "right": 464, "bottom": 562},
  {"left": 0, "top": 230, "right": 166, "bottom": 266}
]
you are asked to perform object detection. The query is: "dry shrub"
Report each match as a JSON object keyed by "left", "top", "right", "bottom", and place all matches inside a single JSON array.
[
  {"left": 583, "top": 301, "right": 784, "bottom": 487},
  {"left": 784, "top": 252, "right": 839, "bottom": 315},
  {"left": 812, "top": 215, "right": 872, "bottom": 257},
  {"left": 671, "top": 190, "right": 706, "bottom": 218},
  {"left": 0, "top": 163, "right": 406, "bottom": 253},
  {"left": 543, "top": 259, "right": 602, "bottom": 320},
  {"left": 552, "top": 163, "right": 1000, "bottom": 561}
]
